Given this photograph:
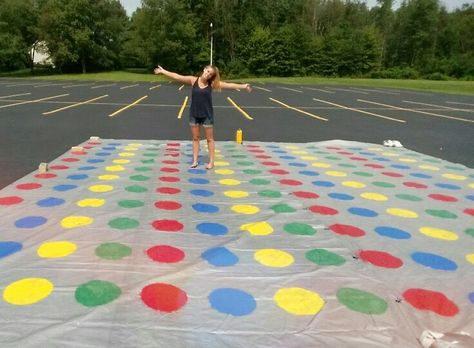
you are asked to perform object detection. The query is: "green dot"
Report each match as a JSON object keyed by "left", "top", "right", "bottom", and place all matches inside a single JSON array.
[
  {"left": 125, "top": 185, "right": 147, "bottom": 193},
  {"left": 353, "top": 171, "right": 373, "bottom": 177},
  {"left": 250, "top": 178, "right": 271, "bottom": 185},
  {"left": 338, "top": 163, "right": 356, "bottom": 168},
  {"left": 147, "top": 147, "right": 160, "bottom": 151},
  {"left": 243, "top": 169, "right": 261, "bottom": 175},
  {"left": 271, "top": 204, "right": 296, "bottom": 213},
  {"left": 224, "top": 144, "right": 236, "bottom": 148},
  {"left": 135, "top": 166, "right": 152, "bottom": 172},
  {"left": 231, "top": 154, "right": 246, "bottom": 158},
  {"left": 118, "top": 200, "right": 144, "bottom": 208},
  {"left": 143, "top": 153, "right": 158, "bottom": 157},
  {"left": 129, "top": 175, "right": 150, "bottom": 181},
  {"left": 465, "top": 228, "right": 474, "bottom": 238},
  {"left": 423, "top": 158, "right": 441, "bottom": 163},
  {"left": 314, "top": 150, "right": 329, "bottom": 155},
  {"left": 372, "top": 181, "right": 396, "bottom": 188},
  {"left": 141, "top": 159, "right": 155, "bottom": 164},
  {"left": 236, "top": 161, "right": 254, "bottom": 166},
  {"left": 96, "top": 242, "right": 132, "bottom": 260},
  {"left": 337, "top": 288, "right": 387, "bottom": 315},
  {"left": 425, "top": 209, "right": 457, "bottom": 219},
  {"left": 395, "top": 194, "right": 422, "bottom": 202},
  {"left": 325, "top": 156, "right": 341, "bottom": 160},
  {"left": 108, "top": 217, "right": 139, "bottom": 230},
  {"left": 284, "top": 223, "right": 316, "bottom": 235},
  {"left": 445, "top": 165, "right": 465, "bottom": 171},
  {"left": 306, "top": 249, "right": 345, "bottom": 266},
  {"left": 406, "top": 153, "right": 420, "bottom": 157},
  {"left": 75, "top": 280, "right": 121, "bottom": 307},
  {"left": 258, "top": 190, "right": 282, "bottom": 198}
]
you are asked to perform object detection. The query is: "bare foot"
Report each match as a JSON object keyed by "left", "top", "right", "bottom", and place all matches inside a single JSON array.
[
  {"left": 190, "top": 162, "right": 198, "bottom": 168},
  {"left": 205, "top": 163, "right": 214, "bottom": 170}
]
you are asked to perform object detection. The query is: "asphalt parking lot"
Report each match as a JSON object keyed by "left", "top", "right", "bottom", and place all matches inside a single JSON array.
[{"left": 0, "top": 78, "right": 473, "bottom": 188}]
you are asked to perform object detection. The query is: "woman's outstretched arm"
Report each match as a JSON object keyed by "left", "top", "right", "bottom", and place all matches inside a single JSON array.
[
  {"left": 220, "top": 81, "right": 252, "bottom": 92},
  {"left": 154, "top": 66, "right": 196, "bottom": 85}
]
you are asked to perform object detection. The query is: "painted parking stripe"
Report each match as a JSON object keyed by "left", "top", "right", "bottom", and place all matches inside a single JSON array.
[
  {"left": 403, "top": 100, "right": 473, "bottom": 112},
  {"left": 0, "top": 94, "right": 69, "bottom": 109},
  {"left": 358, "top": 99, "right": 474, "bottom": 123},
  {"left": 326, "top": 87, "right": 369, "bottom": 94},
  {"left": 270, "top": 98, "right": 328, "bottom": 121},
  {"left": 149, "top": 84, "right": 161, "bottom": 90},
  {"left": 120, "top": 84, "right": 139, "bottom": 90},
  {"left": 227, "top": 97, "right": 254, "bottom": 120},
  {"left": 92, "top": 83, "right": 117, "bottom": 89},
  {"left": 178, "top": 97, "right": 188, "bottom": 119},
  {"left": 109, "top": 95, "right": 148, "bottom": 117},
  {"left": 350, "top": 87, "right": 400, "bottom": 95},
  {"left": 0, "top": 93, "right": 31, "bottom": 99},
  {"left": 178, "top": 85, "right": 185, "bottom": 91},
  {"left": 43, "top": 95, "right": 109, "bottom": 115},
  {"left": 277, "top": 86, "right": 303, "bottom": 93},
  {"left": 253, "top": 86, "right": 272, "bottom": 92},
  {"left": 313, "top": 98, "right": 406, "bottom": 123},
  {"left": 34, "top": 83, "right": 72, "bottom": 88},
  {"left": 302, "top": 87, "right": 334, "bottom": 94},
  {"left": 446, "top": 101, "right": 474, "bottom": 107}
]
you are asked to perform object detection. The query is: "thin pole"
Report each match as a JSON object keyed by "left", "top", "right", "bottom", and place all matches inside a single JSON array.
[{"left": 210, "top": 22, "right": 213, "bottom": 65}]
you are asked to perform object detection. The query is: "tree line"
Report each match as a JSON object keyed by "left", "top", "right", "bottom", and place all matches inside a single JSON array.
[{"left": 0, "top": 0, "right": 473, "bottom": 79}]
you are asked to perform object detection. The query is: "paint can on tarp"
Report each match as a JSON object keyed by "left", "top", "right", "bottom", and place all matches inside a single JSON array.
[
  {"left": 236, "top": 129, "right": 243, "bottom": 144},
  {"left": 38, "top": 162, "right": 48, "bottom": 173}
]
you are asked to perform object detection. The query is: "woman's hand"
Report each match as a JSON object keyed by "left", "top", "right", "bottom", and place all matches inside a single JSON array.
[
  {"left": 244, "top": 83, "right": 252, "bottom": 92},
  {"left": 154, "top": 66, "right": 164, "bottom": 75}
]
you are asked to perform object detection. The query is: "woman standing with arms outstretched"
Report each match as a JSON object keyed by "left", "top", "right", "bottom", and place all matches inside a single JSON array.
[{"left": 154, "top": 65, "right": 251, "bottom": 169}]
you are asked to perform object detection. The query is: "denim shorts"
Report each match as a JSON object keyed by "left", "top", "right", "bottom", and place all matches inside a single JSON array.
[{"left": 189, "top": 115, "right": 214, "bottom": 128}]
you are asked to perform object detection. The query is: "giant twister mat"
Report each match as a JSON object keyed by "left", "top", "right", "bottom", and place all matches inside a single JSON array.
[{"left": 0, "top": 138, "right": 473, "bottom": 348}]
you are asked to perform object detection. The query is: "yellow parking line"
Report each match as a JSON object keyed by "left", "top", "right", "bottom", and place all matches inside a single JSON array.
[
  {"left": 269, "top": 97, "right": 328, "bottom": 121},
  {"left": 109, "top": 95, "right": 148, "bottom": 117},
  {"left": 178, "top": 96, "right": 188, "bottom": 119},
  {"left": 227, "top": 97, "right": 253, "bottom": 120},
  {"left": 313, "top": 98, "right": 406, "bottom": 123},
  {"left": 358, "top": 99, "right": 474, "bottom": 123},
  {"left": 0, "top": 93, "right": 31, "bottom": 99},
  {"left": 0, "top": 94, "right": 69, "bottom": 109},
  {"left": 43, "top": 95, "right": 109, "bottom": 115}
]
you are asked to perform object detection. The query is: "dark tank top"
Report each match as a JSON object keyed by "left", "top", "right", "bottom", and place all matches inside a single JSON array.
[{"left": 190, "top": 78, "right": 213, "bottom": 120}]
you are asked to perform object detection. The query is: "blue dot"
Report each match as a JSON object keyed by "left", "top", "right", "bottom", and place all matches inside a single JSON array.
[
  {"left": 190, "top": 189, "right": 214, "bottom": 197},
  {"left": 188, "top": 168, "right": 207, "bottom": 175},
  {"left": 53, "top": 184, "right": 77, "bottom": 192},
  {"left": 359, "top": 152, "right": 376, "bottom": 156},
  {"left": 289, "top": 162, "right": 307, "bottom": 167},
  {"left": 349, "top": 147, "right": 363, "bottom": 151},
  {"left": 299, "top": 170, "right": 319, "bottom": 176},
  {"left": 267, "top": 145, "right": 279, "bottom": 148},
  {"left": 279, "top": 156, "right": 296, "bottom": 160},
  {"left": 209, "top": 288, "right": 256, "bottom": 316},
  {"left": 410, "top": 172, "right": 432, "bottom": 179},
  {"left": 312, "top": 180, "right": 335, "bottom": 188},
  {"left": 87, "top": 159, "right": 105, "bottom": 164},
  {"left": 107, "top": 143, "right": 121, "bottom": 146},
  {"left": 411, "top": 252, "right": 458, "bottom": 271},
  {"left": 78, "top": 166, "right": 97, "bottom": 171},
  {"left": 374, "top": 226, "right": 411, "bottom": 239},
  {"left": 196, "top": 222, "right": 228, "bottom": 236},
  {"left": 273, "top": 150, "right": 286, "bottom": 154},
  {"left": 466, "top": 195, "right": 474, "bottom": 201},
  {"left": 102, "top": 147, "right": 116, "bottom": 151},
  {"left": 95, "top": 152, "right": 112, "bottom": 156},
  {"left": 67, "top": 174, "right": 88, "bottom": 180},
  {"left": 15, "top": 216, "right": 47, "bottom": 229},
  {"left": 193, "top": 203, "right": 219, "bottom": 213},
  {"left": 37, "top": 197, "right": 65, "bottom": 208},
  {"left": 435, "top": 183, "right": 461, "bottom": 190},
  {"left": 328, "top": 193, "right": 354, "bottom": 201},
  {"left": 0, "top": 241, "right": 22, "bottom": 259},
  {"left": 348, "top": 207, "right": 378, "bottom": 217},
  {"left": 189, "top": 178, "right": 210, "bottom": 185},
  {"left": 202, "top": 247, "right": 238, "bottom": 267},
  {"left": 391, "top": 164, "right": 410, "bottom": 170},
  {"left": 374, "top": 157, "right": 390, "bottom": 162},
  {"left": 469, "top": 292, "right": 474, "bottom": 304}
]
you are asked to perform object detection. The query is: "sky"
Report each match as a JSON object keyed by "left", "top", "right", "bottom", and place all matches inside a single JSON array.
[{"left": 120, "top": 0, "right": 472, "bottom": 16}]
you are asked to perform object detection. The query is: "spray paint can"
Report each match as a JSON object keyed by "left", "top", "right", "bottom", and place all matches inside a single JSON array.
[{"left": 236, "top": 128, "right": 243, "bottom": 144}]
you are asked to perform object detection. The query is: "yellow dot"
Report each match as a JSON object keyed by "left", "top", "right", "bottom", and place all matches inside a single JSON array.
[
  {"left": 113, "top": 159, "right": 130, "bottom": 164},
  {"left": 382, "top": 152, "right": 399, "bottom": 157},
  {"left": 77, "top": 198, "right": 105, "bottom": 207},
  {"left": 127, "top": 143, "right": 142, "bottom": 147},
  {"left": 98, "top": 175, "right": 119, "bottom": 181},
  {"left": 301, "top": 156, "right": 318, "bottom": 161},
  {"left": 342, "top": 181, "right": 366, "bottom": 189},
  {"left": 215, "top": 154, "right": 224, "bottom": 159},
  {"left": 399, "top": 158, "right": 417, "bottom": 163},
  {"left": 469, "top": 183, "right": 474, "bottom": 189},
  {"left": 124, "top": 147, "right": 138, "bottom": 151},
  {"left": 224, "top": 191, "right": 249, "bottom": 198},
  {"left": 106, "top": 165, "right": 125, "bottom": 172},
  {"left": 419, "top": 227, "right": 458, "bottom": 241},
  {"left": 466, "top": 254, "right": 474, "bottom": 264},
  {"left": 3, "top": 278, "right": 53, "bottom": 305},
  {"left": 214, "top": 161, "right": 230, "bottom": 167},
  {"left": 442, "top": 173, "right": 466, "bottom": 180},
  {"left": 215, "top": 169, "right": 234, "bottom": 175},
  {"left": 286, "top": 145, "right": 299, "bottom": 150},
  {"left": 215, "top": 149, "right": 221, "bottom": 153},
  {"left": 326, "top": 171, "right": 347, "bottom": 177},
  {"left": 37, "top": 241, "right": 77, "bottom": 258},
  {"left": 89, "top": 184, "right": 113, "bottom": 193},
  {"left": 231, "top": 205, "right": 260, "bottom": 214},
  {"left": 360, "top": 192, "right": 388, "bottom": 201},
  {"left": 387, "top": 208, "right": 418, "bottom": 218},
  {"left": 219, "top": 179, "right": 241, "bottom": 186},
  {"left": 368, "top": 147, "right": 383, "bottom": 152},
  {"left": 255, "top": 249, "right": 294, "bottom": 267},
  {"left": 274, "top": 287, "right": 325, "bottom": 315},
  {"left": 419, "top": 164, "right": 439, "bottom": 171},
  {"left": 311, "top": 162, "right": 331, "bottom": 168},
  {"left": 61, "top": 216, "right": 93, "bottom": 229},
  {"left": 292, "top": 150, "right": 307, "bottom": 155},
  {"left": 240, "top": 221, "right": 273, "bottom": 236},
  {"left": 118, "top": 152, "right": 135, "bottom": 157}
]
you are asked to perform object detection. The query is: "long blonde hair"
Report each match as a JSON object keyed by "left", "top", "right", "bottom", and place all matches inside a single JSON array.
[{"left": 206, "top": 65, "right": 221, "bottom": 91}]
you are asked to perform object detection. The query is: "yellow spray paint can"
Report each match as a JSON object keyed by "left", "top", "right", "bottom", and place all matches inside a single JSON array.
[{"left": 236, "top": 128, "right": 243, "bottom": 144}]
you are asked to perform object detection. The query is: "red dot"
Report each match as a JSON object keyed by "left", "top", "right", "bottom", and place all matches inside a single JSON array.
[
  {"left": 403, "top": 182, "right": 428, "bottom": 189},
  {"left": 270, "top": 169, "right": 289, "bottom": 175},
  {"left": 83, "top": 145, "right": 94, "bottom": 149},
  {"left": 71, "top": 151, "right": 87, "bottom": 155},
  {"left": 87, "top": 142, "right": 101, "bottom": 145},
  {"left": 326, "top": 146, "right": 341, "bottom": 150},
  {"left": 249, "top": 149, "right": 264, "bottom": 153},
  {"left": 365, "top": 164, "right": 385, "bottom": 169},
  {"left": 256, "top": 155, "right": 272, "bottom": 159},
  {"left": 337, "top": 151, "right": 353, "bottom": 155},
  {"left": 156, "top": 187, "right": 181, "bottom": 194},
  {"left": 261, "top": 161, "right": 280, "bottom": 166},
  {"left": 62, "top": 158, "right": 80, "bottom": 162},
  {"left": 34, "top": 173, "right": 57, "bottom": 179},
  {"left": 154, "top": 201, "right": 182, "bottom": 210},
  {"left": 428, "top": 194, "right": 458, "bottom": 202},
  {"left": 246, "top": 144, "right": 260, "bottom": 148},
  {"left": 152, "top": 219, "right": 183, "bottom": 232},
  {"left": 358, "top": 250, "right": 403, "bottom": 268},
  {"left": 279, "top": 179, "right": 302, "bottom": 186},
  {"left": 382, "top": 172, "right": 403, "bottom": 178},
  {"left": 309, "top": 205, "right": 339, "bottom": 215},
  {"left": 403, "top": 288, "right": 459, "bottom": 317},
  {"left": 0, "top": 196, "right": 24, "bottom": 206},
  {"left": 167, "top": 143, "right": 180, "bottom": 147},
  {"left": 141, "top": 283, "right": 188, "bottom": 312},
  {"left": 464, "top": 208, "right": 474, "bottom": 217},
  {"left": 165, "top": 153, "right": 179, "bottom": 157},
  {"left": 293, "top": 191, "right": 319, "bottom": 199},
  {"left": 165, "top": 148, "right": 180, "bottom": 152},
  {"left": 350, "top": 157, "right": 368, "bottom": 161},
  {"left": 159, "top": 176, "right": 180, "bottom": 183},
  {"left": 161, "top": 167, "right": 179, "bottom": 173},
  {"left": 16, "top": 183, "right": 42, "bottom": 190},
  {"left": 147, "top": 245, "right": 185, "bottom": 263},
  {"left": 162, "top": 160, "right": 179, "bottom": 165},
  {"left": 49, "top": 165, "right": 69, "bottom": 170},
  {"left": 329, "top": 224, "right": 365, "bottom": 237}
]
